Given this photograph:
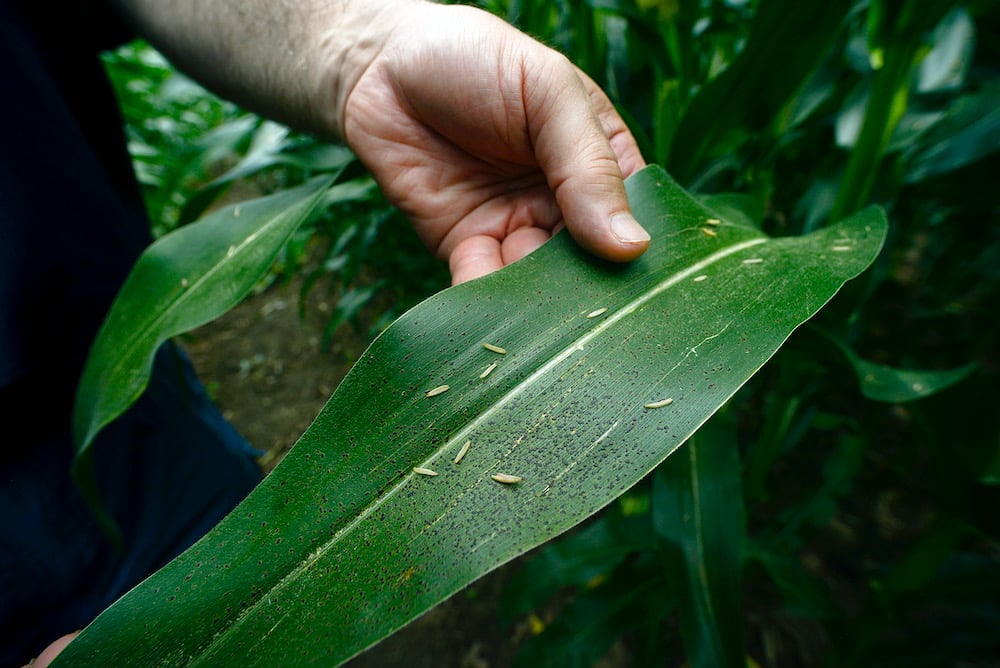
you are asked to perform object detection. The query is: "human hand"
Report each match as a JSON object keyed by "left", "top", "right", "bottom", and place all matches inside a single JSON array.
[{"left": 343, "top": 3, "right": 649, "bottom": 284}]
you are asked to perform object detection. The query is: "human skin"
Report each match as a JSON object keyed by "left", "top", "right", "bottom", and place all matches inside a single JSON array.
[
  {"left": 112, "top": 0, "right": 650, "bottom": 284},
  {"left": 342, "top": 2, "right": 649, "bottom": 283}
]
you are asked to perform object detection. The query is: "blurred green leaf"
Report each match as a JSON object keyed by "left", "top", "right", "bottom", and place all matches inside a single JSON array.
[
  {"left": 666, "top": 0, "right": 853, "bottom": 183},
  {"left": 513, "top": 553, "right": 672, "bottom": 668},
  {"left": 745, "top": 545, "right": 838, "bottom": 619},
  {"left": 918, "top": 7, "right": 976, "bottom": 92},
  {"left": 653, "top": 414, "right": 746, "bottom": 668},
  {"left": 71, "top": 176, "right": 335, "bottom": 539},
  {"left": 319, "top": 282, "right": 386, "bottom": 347},
  {"left": 697, "top": 193, "right": 766, "bottom": 229},
  {"left": 58, "top": 165, "right": 886, "bottom": 666},
  {"left": 179, "top": 122, "right": 355, "bottom": 224},
  {"left": 878, "top": 520, "right": 964, "bottom": 600},
  {"left": 850, "top": 358, "right": 978, "bottom": 403},
  {"left": 827, "top": 333, "right": 978, "bottom": 402},
  {"left": 499, "top": 508, "right": 655, "bottom": 623},
  {"left": 904, "top": 84, "right": 1000, "bottom": 183}
]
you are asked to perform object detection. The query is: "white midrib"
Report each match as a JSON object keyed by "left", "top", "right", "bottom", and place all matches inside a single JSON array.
[{"left": 196, "top": 234, "right": 768, "bottom": 660}]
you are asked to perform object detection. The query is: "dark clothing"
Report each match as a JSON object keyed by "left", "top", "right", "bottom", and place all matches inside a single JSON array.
[{"left": 0, "top": 3, "right": 263, "bottom": 665}]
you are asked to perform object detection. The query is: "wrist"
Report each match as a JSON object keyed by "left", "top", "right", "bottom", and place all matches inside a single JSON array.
[{"left": 316, "top": 0, "right": 428, "bottom": 140}]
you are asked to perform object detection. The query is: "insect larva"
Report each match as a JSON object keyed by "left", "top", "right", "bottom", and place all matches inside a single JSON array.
[
  {"left": 480, "top": 361, "right": 498, "bottom": 379},
  {"left": 742, "top": 258, "right": 764, "bottom": 265},
  {"left": 482, "top": 342, "right": 507, "bottom": 354},
  {"left": 831, "top": 245, "right": 852, "bottom": 252},
  {"left": 644, "top": 397, "right": 674, "bottom": 409},
  {"left": 413, "top": 467, "right": 438, "bottom": 476},
  {"left": 693, "top": 275, "right": 708, "bottom": 282},
  {"left": 491, "top": 473, "right": 523, "bottom": 484},
  {"left": 454, "top": 440, "right": 471, "bottom": 464},
  {"left": 705, "top": 218, "right": 721, "bottom": 226},
  {"left": 180, "top": 278, "right": 189, "bottom": 288},
  {"left": 425, "top": 385, "right": 450, "bottom": 397},
  {"left": 701, "top": 227, "right": 718, "bottom": 238},
  {"left": 586, "top": 307, "right": 608, "bottom": 319}
]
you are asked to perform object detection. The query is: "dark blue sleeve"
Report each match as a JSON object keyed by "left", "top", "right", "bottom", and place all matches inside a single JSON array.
[{"left": 0, "top": 5, "right": 264, "bottom": 664}]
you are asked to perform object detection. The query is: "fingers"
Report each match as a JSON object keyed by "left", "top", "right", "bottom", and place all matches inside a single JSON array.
[
  {"left": 449, "top": 227, "right": 552, "bottom": 285},
  {"left": 449, "top": 236, "right": 503, "bottom": 285},
  {"left": 574, "top": 67, "right": 647, "bottom": 178},
  {"left": 523, "top": 50, "right": 650, "bottom": 263},
  {"left": 500, "top": 226, "right": 551, "bottom": 266}
]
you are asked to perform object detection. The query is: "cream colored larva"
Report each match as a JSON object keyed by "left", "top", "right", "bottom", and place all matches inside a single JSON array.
[
  {"left": 491, "top": 473, "right": 523, "bottom": 484},
  {"left": 586, "top": 307, "right": 608, "bottom": 319},
  {"left": 482, "top": 342, "right": 507, "bottom": 354},
  {"left": 413, "top": 467, "right": 438, "bottom": 477},
  {"left": 480, "top": 362, "right": 498, "bottom": 379},
  {"left": 742, "top": 258, "right": 764, "bottom": 265},
  {"left": 701, "top": 227, "right": 718, "bottom": 238},
  {"left": 694, "top": 275, "right": 708, "bottom": 282},
  {"left": 425, "top": 385, "right": 450, "bottom": 397},
  {"left": 705, "top": 218, "right": 721, "bottom": 226},
  {"left": 644, "top": 398, "right": 674, "bottom": 409},
  {"left": 454, "top": 440, "right": 471, "bottom": 464},
  {"left": 831, "top": 246, "right": 852, "bottom": 252}
]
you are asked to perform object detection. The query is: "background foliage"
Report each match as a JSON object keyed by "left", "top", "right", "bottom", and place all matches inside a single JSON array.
[{"left": 99, "top": 0, "right": 999, "bottom": 665}]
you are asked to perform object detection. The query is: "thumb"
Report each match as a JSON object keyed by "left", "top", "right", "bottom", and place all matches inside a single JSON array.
[{"left": 526, "top": 52, "right": 650, "bottom": 262}]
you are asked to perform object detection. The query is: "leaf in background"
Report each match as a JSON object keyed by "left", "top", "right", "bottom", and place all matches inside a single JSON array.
[
  {"left": 917, "top": 7, "right": 976, "bottom": 93},
  {"left": 697, "top": 193, "right": 766, "bottom": 230},
  {"left": 904, "top": 84, "right": 1000, "bottom": 184},
  {"left": 666, "top": 0, "right": 853, "bottom": 183},
  {"left": 512, "top": 554, "right": 672, "bottom": 668},
  {"left": 178, "top": 121, "right": 355, "bottom": 224},
  {"left": 71, "top": 176, "right": 334, "bottom": 539},
  {"left": 56, "top": 165, "right": 886, "bottom": 667},
  {"left": 773, "top": 432, "right": 867, "bottom": 540},
  {"left": 745, "top": 545, "right": 838, "bottom": 619},
  {"left": 499, "top": 507, "right": 656, "bottom": 623},
  {"left": 826, "top": 333, "right": 978, "bottom": 402},
  {"left": 653, "top": 413, "right": 747, "bottom": 668}
]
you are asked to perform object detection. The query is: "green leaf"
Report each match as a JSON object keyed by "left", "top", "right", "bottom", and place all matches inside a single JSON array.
[
  {"left": 666, "top": 0, "right": 853, "bottom": 183},
  {"left": 746, "top": 544, "right": 838, "bottom": 619},
  {"left": 826, "top": 334, "right": 978, "bottom": 402},
  {"left": 653, "top": 413, "right": 746, "bottom": 668},
  {"left": 179, "top": 121, "right": 354, "bottom": 224},
  {"left": 71, "top": 175, "right": 334, "bottom": 540},
  {"left": 917, "top": 7, "right": 975, "bottom": 93},
  {"left": 904, "top": 85, "right": 1000, "bottom": 184},
  {"left": 55, "top": 165, "right": 886, "bottom": 667},
  {"left": 499, "top": 507, "right": 656, "bottom": 623},
  {"left": 512, "top": 554, "right": 672, "bottom": 668}
]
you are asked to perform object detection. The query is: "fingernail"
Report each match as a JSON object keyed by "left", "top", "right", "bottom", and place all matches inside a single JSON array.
[{"left": 610, "top": 213, "right": 650, "bottom": 244}]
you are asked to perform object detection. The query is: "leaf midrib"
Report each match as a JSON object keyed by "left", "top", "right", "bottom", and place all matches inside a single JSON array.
[{"left": 191, "top": 234, "right": 768, "bottom": 662}]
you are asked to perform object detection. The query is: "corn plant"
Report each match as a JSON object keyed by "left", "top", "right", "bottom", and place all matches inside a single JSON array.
[{"left": 61, "top": 0, "right": 999, "bottom": 666}]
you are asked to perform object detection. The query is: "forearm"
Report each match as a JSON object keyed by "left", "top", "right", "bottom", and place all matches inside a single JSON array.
[{"left": 109, "top": 0, "right": 424, "bottom": 140}]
